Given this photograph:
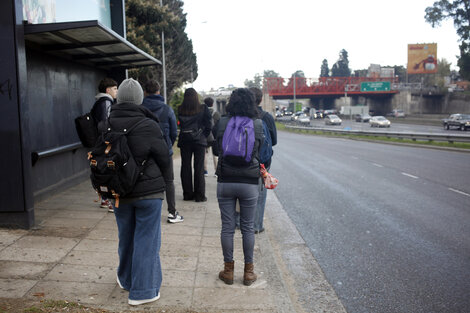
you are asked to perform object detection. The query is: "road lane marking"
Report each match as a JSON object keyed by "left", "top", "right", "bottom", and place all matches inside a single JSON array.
[
  {"left": 351, "top": 156, "right": 358, "bottom": 160},
  {"left": 448, "top": 188, "right": 470, "bottom": 197},
  {"left": 401, "top": 172, "right": 419, "bottom": 179},
  {"left": 372, "top": 163, "right": 383, "bottom": 168}
]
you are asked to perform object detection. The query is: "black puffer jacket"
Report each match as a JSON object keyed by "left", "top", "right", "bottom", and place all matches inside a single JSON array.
[
  {"left": 108, "top": 103, "right": 170, "bottom": 198},
  {"left": 177, "top": 105, "right": 212, "bottom": 147}
]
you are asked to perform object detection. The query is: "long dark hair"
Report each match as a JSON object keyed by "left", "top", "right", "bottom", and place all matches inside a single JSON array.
[
  {"left": 226, "top": 88, "right": 258, "bottom": 118},
  {"left": 178, "top": 88, "right": 202, "bottom": 115}
]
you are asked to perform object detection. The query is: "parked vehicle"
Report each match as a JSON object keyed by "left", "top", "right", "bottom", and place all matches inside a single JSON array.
[
  {"left": 369, "top": 116, "right": 391, "bottom": 127},
  {"left": 442, "top": 114, "right": 470, "bottom": 131},
  {"left": 355, "top": 114, "right": 372, "bottom": 122},
  {"left": 325, "top": 114, "right": 342, "bottom": 125},
  {"left": 387, "top": 109, "right": 405, "bottom": 118}
]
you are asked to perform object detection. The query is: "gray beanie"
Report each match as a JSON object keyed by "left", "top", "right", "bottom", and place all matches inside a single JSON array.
[{"left": 117, "top": 78, "right": 143, "bottom": 105}]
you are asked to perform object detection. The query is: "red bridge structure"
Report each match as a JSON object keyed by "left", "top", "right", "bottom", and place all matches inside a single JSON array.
[{"left": 265, "top": 76, "right": 399, "bottom": 99}]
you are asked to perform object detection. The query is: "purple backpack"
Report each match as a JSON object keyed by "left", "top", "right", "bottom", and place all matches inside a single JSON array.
[{"left": 222, "top": 116, "right": 255, "bottom": 165}]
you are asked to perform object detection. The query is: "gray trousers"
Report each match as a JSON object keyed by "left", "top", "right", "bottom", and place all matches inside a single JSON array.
[{"left": 217, "top": 182, "right": 259, "bottom": 263}]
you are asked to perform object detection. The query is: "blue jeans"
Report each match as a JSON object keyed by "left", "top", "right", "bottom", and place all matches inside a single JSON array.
[
  {"left": 217, "top": 182, "right": 259, "bottom": 263},
  {"left": 254, "top": 184, "right": 267, "bottom": 231},
  {"left": 114, "top": 198, "right": 162, "bottom": 301}
]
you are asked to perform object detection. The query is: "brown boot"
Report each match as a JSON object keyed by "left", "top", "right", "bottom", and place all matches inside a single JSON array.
[
  {"left": 243, "top": 263, "right": 257, "bottom": 286},
  {"left": 219, "top": 261, "right": 234, "bottom": 285}
]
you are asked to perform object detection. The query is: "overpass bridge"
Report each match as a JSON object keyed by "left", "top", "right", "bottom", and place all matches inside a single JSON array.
[{"left": 265, "top": 76, "right": 399, "bottom": 99}]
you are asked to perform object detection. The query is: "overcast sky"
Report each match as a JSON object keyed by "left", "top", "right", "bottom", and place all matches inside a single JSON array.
[{"left": 183, "top": 0, "right": 461, "bottom": 91}]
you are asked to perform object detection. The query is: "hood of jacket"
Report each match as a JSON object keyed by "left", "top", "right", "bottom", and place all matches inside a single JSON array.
[
  {"left": 95, "top": 93, "right": 113, "bottom": 101},
  {"left": 142, "top": 94, "right": 166, "bottom": 112}
]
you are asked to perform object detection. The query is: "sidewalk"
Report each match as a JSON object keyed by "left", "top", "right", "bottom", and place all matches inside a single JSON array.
[{"left": 0, "top": 157, "right": 345, "bottom": 313}]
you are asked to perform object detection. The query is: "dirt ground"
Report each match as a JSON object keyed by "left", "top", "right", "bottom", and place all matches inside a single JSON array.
[{"left": 0, "top": 298, "right": 202, "bottom": 313}]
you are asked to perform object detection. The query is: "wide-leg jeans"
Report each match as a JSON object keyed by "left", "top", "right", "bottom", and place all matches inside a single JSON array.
[{"left": 114, "top": 198, "right": 162, "bottom": 301}]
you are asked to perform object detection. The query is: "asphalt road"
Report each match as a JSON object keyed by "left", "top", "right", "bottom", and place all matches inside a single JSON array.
[
  {"left": 270, "top": 131, "right": 470, "bottom": 313},
  {"left": 280, "top": 116, "right": 470, "bottom": 135}
]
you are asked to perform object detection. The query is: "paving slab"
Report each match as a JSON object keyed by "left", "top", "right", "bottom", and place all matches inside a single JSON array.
[
  {"left": 0, "top": 261, "right": 52, "bottom": 279},
  {"left": 0, "top": 279, "right": 38, "bottom": 298}
]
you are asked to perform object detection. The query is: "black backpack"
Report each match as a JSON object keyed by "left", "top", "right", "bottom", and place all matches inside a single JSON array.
[
  {"left": 75, "top": 112, "right": 98, "bottom": 148},
  {"left": 88, "top": 118, "right": 148, "bottom": 207}
]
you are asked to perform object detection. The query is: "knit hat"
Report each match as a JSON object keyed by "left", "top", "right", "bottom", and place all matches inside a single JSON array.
[{"left": 117, "top": 78, "right": 143, "bottom": 105}]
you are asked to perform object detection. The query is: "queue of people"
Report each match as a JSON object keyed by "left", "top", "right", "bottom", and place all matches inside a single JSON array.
[{"left": 83, "top": 79, "right": 277, "bottom": 306}]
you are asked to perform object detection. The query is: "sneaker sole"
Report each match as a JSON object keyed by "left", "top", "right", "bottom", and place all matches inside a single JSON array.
[
  {"left": 167, "top": 219, "right": 184, "bottom": 223},
  {"left": 128, "top": 293, "right": 160, "bottom": 306}
]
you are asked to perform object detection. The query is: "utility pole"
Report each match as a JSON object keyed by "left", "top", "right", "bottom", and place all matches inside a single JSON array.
[
  {"left": 160, "top": 0, "right": 167, "bottom": 103},
  {"left": 293, "top": 72, "right": 296, "bottom": 114}
]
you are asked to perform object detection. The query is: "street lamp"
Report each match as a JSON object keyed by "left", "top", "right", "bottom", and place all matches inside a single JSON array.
[{"left": 160, "top": 0, "right": 167, "bottom": 103}]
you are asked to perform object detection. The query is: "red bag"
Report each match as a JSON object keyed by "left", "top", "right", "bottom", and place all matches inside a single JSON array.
[{"left": 260, "top": 164, "right": 279, "bottom": 189}]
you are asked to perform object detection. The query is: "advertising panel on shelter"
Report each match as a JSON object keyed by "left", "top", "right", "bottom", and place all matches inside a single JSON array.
[
  {"left": 22, "top": 0, "right": 111, "bottom": 28},
  {"left": 407, "top": 43, "right": 438, "bottom": 74}
]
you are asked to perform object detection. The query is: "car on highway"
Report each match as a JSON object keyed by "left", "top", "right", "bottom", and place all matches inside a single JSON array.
[
  {"left": 355, "top": 114, "right": 372, "bottom": 122},
  {"left": 297, "top": 114, "right": 310, "bottom": 124},
  {"left": 324, "top": 114, "right": 342, "bottom": 125},
  {"left": 387, "top": 109, "right": 405, "bottom": 118},
  {"left": 442, "top": 113, "right": 470, "bottom": 131},
  {"left": 323, "top": 109, "right": 337, "bottom": 116},
  {"left": 369, "top": 116, "right": 391, "bottom": 127}
]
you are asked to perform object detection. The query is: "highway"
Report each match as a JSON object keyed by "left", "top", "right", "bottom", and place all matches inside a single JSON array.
[{"left": 270, "top": 130, "right": 470, "bottom": 313}]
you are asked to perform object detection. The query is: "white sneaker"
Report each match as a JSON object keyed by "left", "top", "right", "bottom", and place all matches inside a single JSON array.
[
  {"left": 167, "top": 212, "right": 184, "bottom": 223},
  {"left": 128, "top": 292, "right": 160, "bottom": 306}
]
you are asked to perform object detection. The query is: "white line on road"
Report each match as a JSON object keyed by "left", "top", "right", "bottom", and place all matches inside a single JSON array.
[
  {"left": 401, "top": 172, "right": 419, "bottom": 179},
  {"left": 351, "top": 156, "right": 358, "bottom": 160},
  {"left": 448, "top": 188, "right": 470, "bottom": 197},
  {"left": 372, "top": 163, "right": 383, "bottom": 168}
]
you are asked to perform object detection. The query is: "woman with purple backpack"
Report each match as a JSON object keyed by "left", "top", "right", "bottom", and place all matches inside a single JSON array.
[{"left": 213, "top": 88, "right": 264, "bottom": 286}]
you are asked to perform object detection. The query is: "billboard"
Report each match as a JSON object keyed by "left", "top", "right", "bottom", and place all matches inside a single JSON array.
[
  {"left": 22, "top": 0, "right": 111, "bottom": 28},
  {"left": 407, "top": 43, "right": 438, "bottom": 74}
]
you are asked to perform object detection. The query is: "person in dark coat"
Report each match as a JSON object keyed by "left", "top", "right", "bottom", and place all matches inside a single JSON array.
[
  {"left": 142, "top": 80, "right": 182, "bottom": 224},
  {"left": 177, "top": 88, "right": 212, "bottom": 202},
  {"left": 91, "top": 77, "right": 118, "bottom": 212},
  {"left": 250, "top": 87, "right": 277, "bottom": 233},
  {"left": 110, "top": 78, "right": 170, "bottom": 306}
]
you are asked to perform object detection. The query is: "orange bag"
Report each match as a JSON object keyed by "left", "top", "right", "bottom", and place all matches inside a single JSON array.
[{"left": 260, "top": 164, "right": 279, "bottom": 189}]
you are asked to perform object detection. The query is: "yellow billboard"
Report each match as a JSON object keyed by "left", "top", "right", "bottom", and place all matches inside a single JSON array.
[{"left": 407, "top": 43, "right": 438, "bottom": 74}]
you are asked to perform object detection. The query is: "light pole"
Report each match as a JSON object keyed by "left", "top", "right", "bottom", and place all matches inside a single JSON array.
[
  {"left": 160, "top": 0, "right": 167, "bottom": 103},
  {"left": 293, "top": 72, "right": 296, "bottom": 114}
]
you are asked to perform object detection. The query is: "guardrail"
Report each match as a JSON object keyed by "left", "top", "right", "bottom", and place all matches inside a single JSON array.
[
  {"left": 31, "top": 142, "right": 83, "bottom": 166},
  {"left": 284, "top": 125, "right": 470, "bottom": 144}
]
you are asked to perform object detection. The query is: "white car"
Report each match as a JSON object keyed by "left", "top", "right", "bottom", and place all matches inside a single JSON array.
[
  {"left": 325, "top": 114, "right": 342, "bottom": 125},
  {"left": 297, "top": 114, "right": 310, "bottom": 124},
  {"left": 369, "top": 116, "right": 391, "bottom": 128}
]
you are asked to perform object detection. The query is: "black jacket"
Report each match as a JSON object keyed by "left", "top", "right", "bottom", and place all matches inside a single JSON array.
[
  {"left": 214, "top": 116, "right": 263, "bottom": 185},
  {"left": 108, "top": 103, "right": 170, "bottom": 198},
  {"left": 177, "top": 105, "right": 212, "bottom": 147}
]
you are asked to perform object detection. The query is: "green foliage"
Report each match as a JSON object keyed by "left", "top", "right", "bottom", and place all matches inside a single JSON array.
[
  {"left": 126, "top": 0, "right": 197, "bottom": 97},
  {"left": 320, "top": 59, "right": 329, "bottom": 77},
  {"left": 169, "top": 89, "right": 184, "bottom": 119},
  {"left": 244, "top": 73, "right": 262, "bottom": 88},
  {"left": 425, "top": 0, "right": 470, "bottom": 80},
  {"left": 263, "top": 70, "right": 280, "bottom": 78},
  {"left": 331, "top": 49, "right": 351, "bottom": 77},
  {"left": 291, "top": 70, "right": 305, "bottom": 78}
]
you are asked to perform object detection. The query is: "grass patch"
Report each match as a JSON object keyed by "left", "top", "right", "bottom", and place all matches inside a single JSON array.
[{"left": 276, "top": 122, "right": 470, "bottom": 150}]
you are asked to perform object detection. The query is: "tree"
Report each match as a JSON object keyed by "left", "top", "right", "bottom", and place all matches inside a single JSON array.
[
  {"left": 331, "top": 49, "right": 351, "bottom": 77},
  {"left": 244, "top": 73, "right": 262, "bottom": 88},
  {"left": 263, "top": 70, "right": 280, "bottom": 78},
  {"left": 425, "top": 0, "right": 470, "bottom": 80},
  {"left": 126, "top": 0, "right": 198, "bottom": 97},
  {"left": 290, "top": 70, "right": 305, "bottom": 78},
  {"left": 320, "top": 59, "right": 329, "bottom": 77}
]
